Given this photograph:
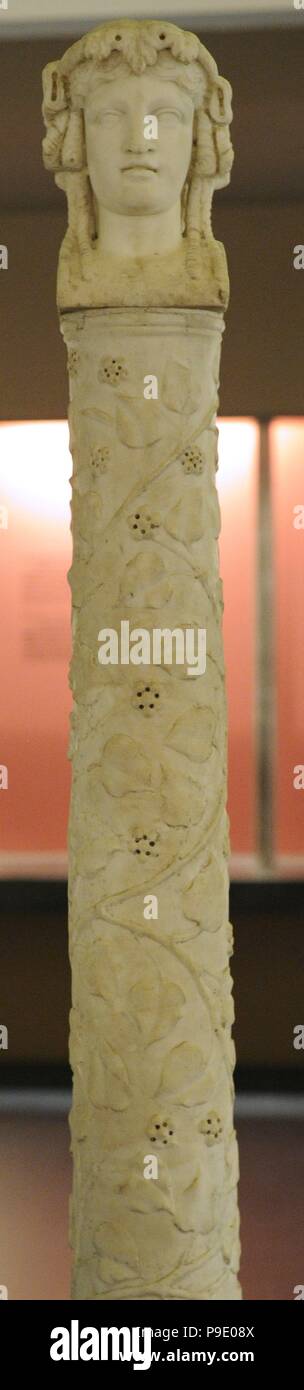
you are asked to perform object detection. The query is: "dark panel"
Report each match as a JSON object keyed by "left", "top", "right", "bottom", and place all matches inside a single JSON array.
[
  {"left": 218, "top": 200, "right": 304, "bottom": 417},
  {"left": 0, "top": 882, "right": 303, "bottom": 1072},
  {"left": 0, "top": 210, "right": 67, "bottom": 419},
  {"left": 1, "top": 202, "right": 304, "bottom": 419}
]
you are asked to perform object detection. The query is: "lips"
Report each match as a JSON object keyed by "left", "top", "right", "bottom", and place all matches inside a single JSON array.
[{"left": 122, "top": 164, "right": 157, "bottom": 172}]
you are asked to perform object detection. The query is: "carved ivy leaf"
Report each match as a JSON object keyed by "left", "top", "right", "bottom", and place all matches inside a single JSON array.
[
  {"left": 160, "top": 1042, "right": 206, "bottom": 1095},
  {"left": 96, "top": 1257, "right": 133, "bottom": 1285},
  {"left": 101, "top": 734, "right": 152, "bottom": 797},
  {"left": 174, "top": 1162, "right": 215, "bottom": 1234},
  {"left": 125, "top": 1162, "right": 176, "bottom": 1217},
  {"left": 103, "top": 1040, "right": 131, "bottom": 1109},
  {"left": 119, "top": 550, "right": 172, "bottom": 608},
  {"left": 116, "top": 399, "right": 163, "bottom": 447},
  {"left": 153, "top": 983, "right": 185, "bottom": 1042},
  {"left": 86, "top": 944, "right": 117, "bottom": 1001},
  {"left": 161, "top": 766, "right": 203, "bottom": 826},
  {"left": 88, "top": 1041, "right": 130, "bottom": 1111},
  {"left": 166, "top": 707, "right": 215, "bottom": 763},
  {"left": 94, "top": 1220, "right": 139, "bottom": 1271},
  {"left": 162, "top": 360, "right": 203, "bottom": 414},
  {"left": 87, "top": 1051, "right": 105, "bottom": 1108},
  {"left": 165, "top": 493, "right": 205, "bottom": 544},
  {"left": 182, "top": 858, "right": 228, "bottom": 930},
  {"left": 127, "top": 978, "right": 185, "bottom": 1042}
]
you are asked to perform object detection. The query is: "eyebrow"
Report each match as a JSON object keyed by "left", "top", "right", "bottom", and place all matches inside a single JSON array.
[
  {"left": 87, "top": 101, "right": 127, "bottom": 114},
  {"left": 86, "top": 86, "right": 192, "bottom": 116}
]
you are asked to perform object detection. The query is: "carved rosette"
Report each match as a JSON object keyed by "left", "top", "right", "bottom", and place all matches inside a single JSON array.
[{"left": 62, "top": 307, "right": 241, "bottom": 1301}]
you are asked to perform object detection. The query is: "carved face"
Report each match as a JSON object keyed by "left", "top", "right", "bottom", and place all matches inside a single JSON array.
[{"left": 84, "top": 71, "right": 195, "bottom": 218}]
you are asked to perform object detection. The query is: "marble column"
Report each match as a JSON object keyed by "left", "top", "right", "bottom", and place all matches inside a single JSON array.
[{"left": 43, "top": 18, "right": 241, "bottom": 1301}]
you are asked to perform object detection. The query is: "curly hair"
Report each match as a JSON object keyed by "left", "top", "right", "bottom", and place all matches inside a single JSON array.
[{"left": 42, "top": 19, "right": 233, "bottom": 283}]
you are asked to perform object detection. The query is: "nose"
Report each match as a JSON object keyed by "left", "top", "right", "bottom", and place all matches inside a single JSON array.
[{"left": 124, "top": 109, "right": 152, "bottom": 154}]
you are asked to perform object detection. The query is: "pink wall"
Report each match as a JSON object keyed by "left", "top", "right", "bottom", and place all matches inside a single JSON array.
[
  {"left": 270, "top": 420, "right": 304, "bottom": 857},
  {"left": 218, "top": 421, "right": 259, "bottom": 855}
]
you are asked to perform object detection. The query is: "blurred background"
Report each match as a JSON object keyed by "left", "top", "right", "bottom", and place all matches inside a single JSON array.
[{"left": 0, "top": 0, "right": 303, "bottom": 1300}]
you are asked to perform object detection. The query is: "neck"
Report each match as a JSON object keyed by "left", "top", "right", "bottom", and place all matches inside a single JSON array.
[{"left": 95, "top": 203, "right": 183, "bottom": 258}]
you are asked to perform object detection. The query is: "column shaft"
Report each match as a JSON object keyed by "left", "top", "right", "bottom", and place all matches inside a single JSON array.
[{"left": 62, "top": 306, "right": 241, "bottom": 1302}]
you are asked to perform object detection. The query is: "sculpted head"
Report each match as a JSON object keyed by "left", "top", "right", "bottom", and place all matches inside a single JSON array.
[
  {"left": 42, "top": 19, "right": 233, "bottom": 282},
  {"left": 83, "top": 62, "right": 196, "bottom": 224}
]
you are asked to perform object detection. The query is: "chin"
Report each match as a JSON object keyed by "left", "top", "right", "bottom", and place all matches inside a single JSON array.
[{"left": 124, "top": 199, "right": 162, "bottom": 214}]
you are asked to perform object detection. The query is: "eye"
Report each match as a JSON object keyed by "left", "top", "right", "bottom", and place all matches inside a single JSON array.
[
  {"left": 100, "top": 109, "right": 122, "bottom": 118},
  {"left": 89, "top": 108, "right": 123, "bottom": 125},
  {"left": 155, "top": 108, "right": 183, "bottom": 120}
]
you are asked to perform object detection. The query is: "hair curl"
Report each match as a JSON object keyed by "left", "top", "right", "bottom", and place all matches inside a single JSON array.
[{"left": 42, "top": 19, "right": 233, "bottom": 282}]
